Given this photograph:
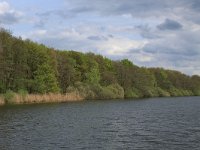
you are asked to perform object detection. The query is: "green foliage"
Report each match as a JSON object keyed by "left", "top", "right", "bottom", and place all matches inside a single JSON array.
[
  {"left": 190, "top": 75, "right": 200, "bottom": 96},
  {"left": 0, "top": 82, "right": 5, "bottom": 93},
  {"left": 67, "top": 82, "right": 96, "bottom": 99},
  {"left": 57, "top": 51, "right": 77, "bottom": 92},
  {"left": 105, "top": 84, "right": 124, "bottom": 99},
  {"left": 169, "top": 87, "right": 183, "bottom": 97},
  {"left": 0, "top": 28, "right": 199, "bottom": 100},
  {"left": 125, "top": 88, "right": 141, "bottom": 98},
  {"left": 85, "top": 67, "right": 100, "bottom": 84},
  {"left": 84, "top": 56, "right": 101, "bottom": 84},
  {"left": 4, "top": 90, "right": 15, "bottom": 104},
  {"left": 34, "top": 64, "right": 60, "bottom": 94},
  {"left": 18, "top": 89, "right": 28, "bottom": 100},
  {"left": 157, "top": 87, "right": 170, "bottom": 97},
  {"left": 151, "top": 68, "right": 173, "bottom": 90},
  {"left": 95, "top": 84, "right": 125, "bottom": 99},
  {"left": 121, "top": 59, "right": 134, "bottom": 67},
  {"left": 66, "top": 82, "right": 124, "bottom": 100},
  {"left": 100, "top": 71, "right": 117, "bottom": 86}
]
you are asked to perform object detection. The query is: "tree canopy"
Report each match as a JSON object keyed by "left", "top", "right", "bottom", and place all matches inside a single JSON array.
[{"left": 0, "top": 28, "right": 200, "bottom": 99}]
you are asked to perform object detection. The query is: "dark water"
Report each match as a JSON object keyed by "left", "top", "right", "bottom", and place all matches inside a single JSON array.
[{"left": 0, "top": 97, "right": 200, "bottom": 150}]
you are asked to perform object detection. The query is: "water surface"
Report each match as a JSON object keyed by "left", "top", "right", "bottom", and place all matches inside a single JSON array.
[{"left": 0, "top": 97, "right": 200, "bottom": 150}]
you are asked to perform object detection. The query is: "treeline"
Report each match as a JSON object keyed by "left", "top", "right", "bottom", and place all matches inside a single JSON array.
[{"left": 0, "top": 28, "right": 200, "bottom": 100}]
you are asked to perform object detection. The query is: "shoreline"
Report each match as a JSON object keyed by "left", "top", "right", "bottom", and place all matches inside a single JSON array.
[
  {"left": 0, "top": 93, "right": 198, "bottom": 106},
  {"left": 0, "top": 92, "right": 84, "bottom": 106}
]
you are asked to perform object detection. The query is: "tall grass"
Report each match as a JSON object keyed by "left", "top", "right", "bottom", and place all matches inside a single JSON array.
[
  {"left": 4, "top": 90, "right": 15, "bottom": 104},
  {"left": 8, "top": 92, "right": 84, "bottom": 105},
  {"left": 0, "top": 95, "right": 5, "bottom": 105},
  {"left": 0, "top": 91, "right": 84, "bottom": 106}
]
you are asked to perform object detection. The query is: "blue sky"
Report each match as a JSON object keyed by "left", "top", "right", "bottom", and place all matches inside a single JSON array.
[{"left": 0, "top": 0, "right": 200, "bottom": 75}]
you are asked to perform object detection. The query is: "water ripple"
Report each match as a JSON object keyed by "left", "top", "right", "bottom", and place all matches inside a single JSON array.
[{"left": 0, "top": 97, "right": 200, "bottom": 150}]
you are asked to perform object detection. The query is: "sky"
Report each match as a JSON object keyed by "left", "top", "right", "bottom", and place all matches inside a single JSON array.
[{"left": 0, "top": 0, "right": 200, "bottom": 75}]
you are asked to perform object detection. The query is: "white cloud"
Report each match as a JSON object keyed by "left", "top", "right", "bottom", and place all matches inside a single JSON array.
[
  {"left": 0, "top": 1, "right": 23, "bottom": 24},
  {"left": 27, "top": 26, "right": 147, "bottom": 58},
  {"left": 30, "top": 29, "right": 47, "bottom": 37},
  {"left": 0, "top": 1, "right": 9, "bottom": 14},
  {"left": 96, "top": 37, "right": 147, "bottom": 56},
  {"left": 4, "top": 0, "right": 200, "bottom": 75}
]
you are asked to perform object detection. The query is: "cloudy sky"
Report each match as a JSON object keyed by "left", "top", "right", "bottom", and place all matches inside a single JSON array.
[{"left": 0, "top": 0, "right": 200, "bottom": 75}]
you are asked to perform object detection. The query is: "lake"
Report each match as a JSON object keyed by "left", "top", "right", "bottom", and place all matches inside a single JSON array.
[{"left": 0, "top": 97, "right": 200, "bottom": 150}]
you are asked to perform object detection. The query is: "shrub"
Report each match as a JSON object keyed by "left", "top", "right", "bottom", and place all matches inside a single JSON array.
[
  {"left": 4, "top": 90, "right": 15, "bottom": 104},
  {"left": 18, "top": 89, "right": 28, "bottom": 100},
  {"left": 66, "top": 86, "right": 77, "bottom": 93},
  {"left": 179, "top": 89, "right": 193, "bottom": 96},
  {"left": 66, "top": 82, "right": 124, "bottom": 100},
  {"left": 169, "top": 87, "right": 182, "bottom": 96},
  {"left": 106, "top": 83, "right": 124, "bottom": 99},
  {"left": 157, "top": 87, "right": 170, "bottom": 97},
  {"left": 125, "top": 88, "right": 140, "bottom": 98},
  {"left": 192, "top": 88, "right": 200, "bottom": 96},
  {"left": 100, "top": 87, "right": 115, "bottom": 99},
  {"left": 0, "top": 82, "right": 6, "bottom": 93},
  {"left": 139, "top": 87, "right": 154, "bottom": 97},
  {"left": 100, "top": 84, "right": 124, "bottom": 99},
  {"left": 74, "top": 82, "right": 97, "bottom": 99},
  {"left": 66, "top": 82, "right": 97, "bottom": 100}
]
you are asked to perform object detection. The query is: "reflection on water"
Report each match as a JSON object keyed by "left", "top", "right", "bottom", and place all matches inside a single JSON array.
[{"left": 0, "top": 97, "right": 200, "bottom": 150}]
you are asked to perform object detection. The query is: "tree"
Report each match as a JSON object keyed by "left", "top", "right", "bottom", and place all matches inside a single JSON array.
[
  {"left": 121, "top": 59, "right": 134, "bottom": 67},
  {"left": 57, "top": 51, "right": 77, "bottom": 93},
  {"left": 0, "top": 29, "right": 14, "bottom": 92},
  {"left": 85, "top": 61, "right": 100, "bottom": 84},
  {"left": 34, "top": 63, "right": 59, "bottom": 94},
  {"left": 100, "top": 71, "right": 117, "bottom": 86},
  {"left": 0, "top": 27, "right": 199, "bottom": 99},
  {"left": 11, "top": 37, "right": 29, "bottom": 91},
  {"left": 150, "top": 68, "right": 173, "bottom": 90},
  {"left": 191, "top": 75, "right": 200, "bottom": 95}
]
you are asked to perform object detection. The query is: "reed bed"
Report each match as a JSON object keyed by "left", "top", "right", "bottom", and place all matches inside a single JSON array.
[
  {"left": 0, "top": 92, "right": 84, "bottom": 106},
  {"left": 0, "top": 96, "right": 5, "bottom": 106}
]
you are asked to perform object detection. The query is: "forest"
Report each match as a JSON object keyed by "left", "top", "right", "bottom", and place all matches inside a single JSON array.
[{"left": 0, "top": 28, "right": 200, "bottom": 104}]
